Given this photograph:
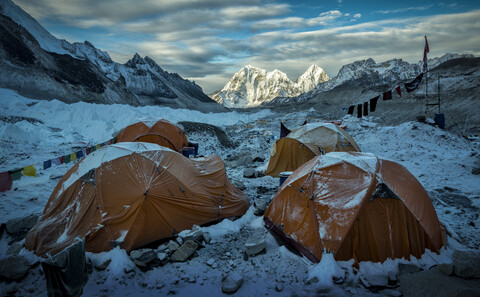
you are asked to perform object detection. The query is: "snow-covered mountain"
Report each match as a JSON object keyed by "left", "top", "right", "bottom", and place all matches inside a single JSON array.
[
  {"left": 210, "top": 64, "right": 329, "bottom": 108},
  {"left": 0, "top": 0, "right": 221, "bottom": 111}
]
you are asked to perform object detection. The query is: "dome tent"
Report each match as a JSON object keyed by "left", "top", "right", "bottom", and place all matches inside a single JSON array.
[
  {"left": 26, "top": 142, "right": 249, "bottom": 256},
  {"left": 264, "top": 152, "right": 446, "bottom": 263},
  {"left": 114, "top": 119, "right": 188, "bottom": 153},
  {"left": 265, "top": 122, "right": 360, "bottom": 177}
]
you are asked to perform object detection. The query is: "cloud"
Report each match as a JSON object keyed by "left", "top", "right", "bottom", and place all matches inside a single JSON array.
[{"left": 374, "top": 5, "right": 434, "bottom": 15}]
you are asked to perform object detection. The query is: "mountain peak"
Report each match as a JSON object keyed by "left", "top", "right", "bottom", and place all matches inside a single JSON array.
[{"left": 211, "top": 64, "right": 329, "bottom": 108}]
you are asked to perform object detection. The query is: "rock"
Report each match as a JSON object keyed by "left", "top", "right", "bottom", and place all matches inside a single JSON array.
[
  {"left": 167, "top": 240, "right": 180, "bottom": 253},
  {"left": 170, "top": 240, "right": 198, "bottom": 262},
  {"left": 6, "top": 242, "right": 23, "bottom": 256},
  {"left": 5, "top": 214, "right": 39, "bottom": 235},
  {"left": 399, "top": 266, "right": 480, "bottom": 297},
  {"left": 416, "top": 115, "right": 426, "bottom": 123},
  {"left": 93, "top": 259, "right": 111, "bottom": 271},
  {"left": 202, "top": 232, "right": 212, "bottom": 244},
  {"left": 157, "top": 252, "right": 169, "bottom": 266},
  {"left": 437, "top": 263, "right": 454, "bottom": 276},
  {"left": 398, "top": 263, "right": 421, "bottom": 275},
  {"left": 243, "top": 168, "right": 256, "bottom": 178},
  {"left": 180, "top": 226, "right": 203, "bottom": 243},
  {"left": 472, "top": 167, "right": 480, "bottom": 175},
  {"left": 275, "top": 283, "right": 284, "bottom": 292},
  {"left": 388, "top": 271, "right": 398, "bottom": 285},
  {"left": 232, "top": 180, "right": 246, "bottom": 191},
  {"left": 176, "top": 237, "right": 184, "bottom": 245},
  {"left": 130, "top": 249, "right": 160, "bottom": 270},
  {"left": 245, "top": 233, "right": 266, "bottom": 256},
  {"left": 252, "top": 156, "right": 264, "bottom": 163},
  {"left": 360, "top": 274, "right": 393, "bottom": 288},
  {"left": 207, "top": 258, "right": 216, "bottom": 267},
  {"left": 222, "top": 272, "right": 243, "bottom": 294},
  {"left": 0, "top": 255, "right": 30, "bottom": 281},
  {"left": 237, "top": 153, "right": 253, "bottom": 167},
  {"left": 452, "top": 249, "right": 480, "bottom": 278},
  {"left": 253, "top": 198, "right": 267, "bottom": 216}
]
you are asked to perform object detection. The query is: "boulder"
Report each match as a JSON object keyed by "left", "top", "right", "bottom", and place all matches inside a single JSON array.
[
  {"left": 202, "top": 232, "right": 212, "bottom": 244},
  {"left": 222, "top": 272, "right": 243, "bottom": 294},
  {"left": 245, "top": 233, "right": 266, "bottom": 256},
  {"left": 5, "top": 214, "right": 39, "bottom": 235},
  {"left": 167, "top": 240, "right": 180, "bottom": 253},
  {"left": 6, "top": 242, "right": 23, "bottom": 256},
  {"left": 253, "top": 198, "right": 267, "bottom": 216},
  {"left": 399, "top": 266, "right": 480, "bottom": 297},
  {"left": 170, "top": 240, "right": 198, "bottom": 262},
  {"left": 179, "top": 225, "right": 203, "bottom": 243},
  {"left": 452, "top": 249, "right": 480, "bottom": 278},
  {"left": 207, "top": 258, "right": 216, "bottom": 267},
  {"left": 0, "top": 255, "right": 31, "bottom": 281},
  {"left": 130, "top": 249, "right": 158, "bottom": 267},
  {"left": 157, "top": 252, "right": 169, "bottom": 266},
  {"left": 471, "top": 167, "right": 480, "bottom": 175},
  {"left": 243, "top": 168, "right": 256, "bottom": 178}
]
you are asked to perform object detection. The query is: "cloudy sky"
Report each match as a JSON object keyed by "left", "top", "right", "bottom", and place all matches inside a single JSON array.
[{"left": 13, "top": 0, "right": 480, "bottom": 93}]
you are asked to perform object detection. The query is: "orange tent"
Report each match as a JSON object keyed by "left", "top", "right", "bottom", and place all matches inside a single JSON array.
[
  {"left": 114, "top": 119, "right": 188, "bottom": 152},
  {"left": 264, "top": 152, "right": 446, "bottom": 263},
  {"left": 25, "top": 142, "right": 249, "bottom": 256},
  {"left": 265, "top": 123, "right": 360, "bottom": 177}
]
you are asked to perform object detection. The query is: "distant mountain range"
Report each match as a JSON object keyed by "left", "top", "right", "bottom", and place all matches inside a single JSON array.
[
  {"left": 0, "top": 0, "right": 223, "bottom": 111},
  {"left": 211, "top": 53, "right": 475, "bottom": 108},
  {"left": 210, "top": 64, "right": 329, "bottom": 108}
]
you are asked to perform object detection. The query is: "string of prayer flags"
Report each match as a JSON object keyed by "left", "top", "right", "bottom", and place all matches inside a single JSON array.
[
  {"left": 9, "top": 168, "right": 22, "bottom": 181},
  {"left": 395, "top": 86, "right": 402, "bottom": 97},
  {"left": 383, "top": 90, "right": 392, "bottom": 101},
  {"left": 363, "top": 102, "right": 369, "bottom": 116},
  {"left": 405, "top": 73, "right": 423, "bottom": 93}
]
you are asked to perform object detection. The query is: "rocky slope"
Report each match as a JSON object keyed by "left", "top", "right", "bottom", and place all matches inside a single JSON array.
[
  {"left": 210, "top": 64, "right": 329, "bottom": 108},
  {"left": 0, "top": 0, "right": 222, "bottom": 111}
]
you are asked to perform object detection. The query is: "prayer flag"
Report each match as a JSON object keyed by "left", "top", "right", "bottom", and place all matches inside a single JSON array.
[
  {"left": 357, "top": 104, "right": 363, "bottom": 118},
  {"left": 64, "top": 154, "right": 71, "bottom": 163},
  {"left": 423, "top": 36, "right": 429, "bottom": 73},
  {"left": 347, "top": 105, "right": 355, "bottom": 115},
  {"left": 0, "top": 172, "right": 12, "bottom": 192},
  {"left": 22, "top": 165, "right": 37, "bottom": 177},
  {"left": 76, "top": 150, "right": 84, "bottom": 160},
  {"left": 43, "top": 160, "right": 52, "bottom": 170},
  {"left": 405, "top": 73, "right": 423, "bottom": 93},
  {"left": 70, "top": 153, "right": 77, "bottom": 163},
  {"left": 363, "top": 102, "right": 368, "bottom": 116},
  {"left": 370, "top": 96, "right": 379, "bottom": 112},
  {"left": 383, "top": 90, "right": 392, "bottom": 101},
  {"left": 9, "top": 168, "right": 22, "bottom": 181},
  {"left": 86, "top": 147, "right": 91, "bottom": 155},
  {"left": 395, "top": 86, "right": 402, "bottom": 97}
]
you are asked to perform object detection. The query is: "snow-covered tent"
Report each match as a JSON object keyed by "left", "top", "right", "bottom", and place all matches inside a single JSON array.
[
  {"left": 264, "top": 152, "right": 446, "bottom": 263},
  {"left": 25, "top": 142, "right": 250, "bottom": 256},
  {"left": 114, "top": 119, "right": 188, "bottom": 153},
  {"left": 265, "top": 123, "right": 360, "bottom": 177}
]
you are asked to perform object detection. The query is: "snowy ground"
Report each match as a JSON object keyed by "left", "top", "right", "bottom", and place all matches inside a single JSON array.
[{"left": 0, "top": 88, "right": 479, "bottom": 296}]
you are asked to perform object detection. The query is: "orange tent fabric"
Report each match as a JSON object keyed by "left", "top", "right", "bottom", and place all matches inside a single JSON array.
[
  {"left": 265, "top": 123, "right": 361, "bottom": 177},
  {"left": 264, "top": 152, "right": 446, "bottom": 263},
  {"left": 25, "top": 142, "right": 249, "bottom": 256},
  {"left": 114, "top": 119, "right": 188, "bottom": 152}
]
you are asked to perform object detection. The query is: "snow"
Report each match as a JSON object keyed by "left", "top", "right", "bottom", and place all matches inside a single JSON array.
[{"left": 1, "top": 88, "right": 479, "bottom": 296}]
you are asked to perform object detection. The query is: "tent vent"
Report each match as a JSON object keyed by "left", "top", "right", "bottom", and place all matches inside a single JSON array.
[{"left": 370, "top": 183, "right": 400, "bottom": 201}]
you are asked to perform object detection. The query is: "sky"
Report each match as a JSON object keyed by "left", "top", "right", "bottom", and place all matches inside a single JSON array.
[{"left": 12, "top": 0, "right": 480, "bottom": 93}]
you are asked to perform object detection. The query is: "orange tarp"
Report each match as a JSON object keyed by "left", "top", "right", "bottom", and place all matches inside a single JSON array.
[
  {"left": 265, "top": 123, "right": 360, "bottom": 177},
  {"left": 25, "top": 142, "right": 249, "bottom": 256},
  {"left": 264, "top": 152, "right": 446, "bottom": 263},
  {"left": 115, "top": 119, "right": 188, "bottom": 152}
]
